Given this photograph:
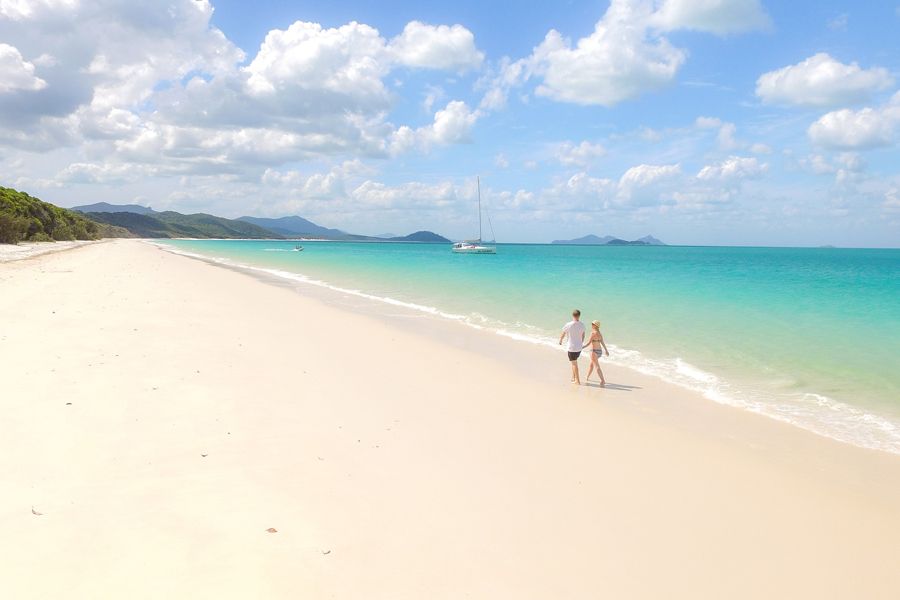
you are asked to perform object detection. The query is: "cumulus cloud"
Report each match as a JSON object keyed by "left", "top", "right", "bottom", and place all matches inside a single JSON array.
[
  {"left": 0, "top": 43, "right": 46, "bottom": 92},
  {"left": 0, "top": 0, "right": 245, "bottom": 146},
  {"left": 56, "top": 161, "right": 150, "bottom": 184},
  {"left": 697, "top": 156, "right": 767, "bottom": 181},
  {"left": 389, "top": 21, "right": 483, "bottom": 72},
  {"left": 526, "top": 0, "right": 686, "bottom": 106},
  {"left": 351, "top": 180, "right": 459, "bottom": 210},
  {"left": 244, "top": 21, "right": 389, "bottom": 101},
  {"left": 0, "top": 0, "right": 77, "bottom": 21},
  {"left": 390, "top": 101, "right": 480, "bottom": 154},
  {"left": 756, "top": 53, "right": 894, "bottom": 108},
  {"left": 798, "top": 153, "right": 866, "bottom": 186},
  {"left": 0, "top": 1, "right": 487, "bottom": 173},
  {"left": 617, "top": 163, "right": 682, "bottom": 204},
  {"left": 651, "top": 0, "right": 771, "bottom": 35},
  {"left": 808, "top": 92, "right": 900, "bottom": 149},
  {"left": 695, "top": 116, "right": 741, "bottom": 150},
  {"left": 482, "top": 0, "right": 769, "bottom": 108},
  {"left": 555, "top": 141, "right": 606, "bottom": 167}
]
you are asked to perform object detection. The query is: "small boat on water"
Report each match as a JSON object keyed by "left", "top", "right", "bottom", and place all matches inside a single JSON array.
[
  {"left": 452, "top": 176, "right": 496, "bottom": 254},
  {"left": 293, "top": 245, "right": 303, "bottom": 252}
]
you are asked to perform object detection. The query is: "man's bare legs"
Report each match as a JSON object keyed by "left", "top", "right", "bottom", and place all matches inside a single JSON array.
[{"left": 570, "top": 359, "right": 581, "bottom": 385}]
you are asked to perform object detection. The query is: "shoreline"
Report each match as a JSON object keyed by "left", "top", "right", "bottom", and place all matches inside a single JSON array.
[
  {"left": 153, "top": 241, "right": 900, "bottom": 491},
  {"left": 0, "top": 239, "right": 104, "bottom": 262},
  {"left": 154, "top": 240, "right": 900, "bottom": 457},
  {"left": 3, "top": 239, "right": 899, "bottom": 598}
]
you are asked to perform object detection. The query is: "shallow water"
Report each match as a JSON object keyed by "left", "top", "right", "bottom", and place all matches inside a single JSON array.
[{"left": 158, "top": 240, "right": 900, "bottom": 454}]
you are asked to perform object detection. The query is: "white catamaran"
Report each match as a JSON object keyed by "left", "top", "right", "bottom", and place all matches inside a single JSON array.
[{"left": 452, "top": 176, "right": 496, "bottom": 254}]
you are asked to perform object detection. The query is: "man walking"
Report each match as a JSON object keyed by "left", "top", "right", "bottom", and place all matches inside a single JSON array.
[{"left": 559, "top": 309, "right": 586, "bottom": 385}]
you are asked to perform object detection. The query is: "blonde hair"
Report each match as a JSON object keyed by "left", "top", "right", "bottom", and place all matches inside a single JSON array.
[{"left": 591, "top": 320, "right": 601, "bottom": 329}]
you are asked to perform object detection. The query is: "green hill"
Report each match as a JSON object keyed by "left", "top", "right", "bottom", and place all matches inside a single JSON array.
[
  {"left": 0, "top": 186, "right": 131, "bottom": 244},
  {"left": 86, "top": 210, "right": 282, "bottom": 239}
]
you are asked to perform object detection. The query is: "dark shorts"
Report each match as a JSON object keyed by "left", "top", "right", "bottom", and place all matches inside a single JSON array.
[{"left": 567, "top": 351, "right": 581, "bottom": 361}]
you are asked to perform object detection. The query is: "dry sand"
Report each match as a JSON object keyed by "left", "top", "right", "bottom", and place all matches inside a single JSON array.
[
  {"left": 0, "top": 240, "right": 101, "bottom": 263},
  {"left": 1, "top": 239, "right": 898, "bottom": 599}
]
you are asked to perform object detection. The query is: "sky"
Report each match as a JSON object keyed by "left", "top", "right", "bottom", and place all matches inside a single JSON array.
[{"left": 1, "top": 0, "right": 899, "bottom": 246}]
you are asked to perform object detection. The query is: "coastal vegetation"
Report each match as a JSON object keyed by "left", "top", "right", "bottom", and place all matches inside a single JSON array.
[
  {"left": 0, "top": 186, "right": 130, "bottom": 244},
  {"left": 85, "top": 210, "right": 281, "bottom": 239}
]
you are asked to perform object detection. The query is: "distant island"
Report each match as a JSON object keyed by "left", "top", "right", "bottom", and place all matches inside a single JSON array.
[{"left": 551, "top": 234, "right": 666, "bottom": 246}]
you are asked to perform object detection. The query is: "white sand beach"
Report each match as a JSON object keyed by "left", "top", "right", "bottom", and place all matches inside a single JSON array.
[
  {"left": 2, "top": 239, "right": 899, "bottom": 599},
  {"left": 0, "top": 240, "right": 101, "bottom": 262}
]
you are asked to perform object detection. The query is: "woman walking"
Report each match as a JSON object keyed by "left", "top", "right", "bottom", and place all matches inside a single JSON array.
[{"left": 583, "top": 320, "right": 609, "bottom": 385}]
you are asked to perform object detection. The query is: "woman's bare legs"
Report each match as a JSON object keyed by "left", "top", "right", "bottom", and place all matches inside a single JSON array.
[{"left": 595, "top": 355, "right": 606, "bottom": 386}]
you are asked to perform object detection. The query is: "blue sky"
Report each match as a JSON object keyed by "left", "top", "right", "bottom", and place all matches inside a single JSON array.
[{"left": 1, "top": 0, "right": 898, "bottom": 246}]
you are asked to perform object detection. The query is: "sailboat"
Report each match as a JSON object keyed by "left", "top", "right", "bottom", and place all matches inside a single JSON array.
[{"left": 452, "top": 176, "right": 496, "bottom": 254}]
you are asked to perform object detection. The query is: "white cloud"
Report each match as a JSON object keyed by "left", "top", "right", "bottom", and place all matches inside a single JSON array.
[
  {"left": 556, "top": 141, "right": 606, "bottom": 167},
  {"left": 756, "top": 53, "right": 893, "bottom": 108},
  {"left": 388, "top": 21, "right": 483, "bottom": 72},
  {"left": 799, "top": 152, "right": 866, "bottom": 186},
  {"left": 243, "top": 21, "right": 389, "bottom": 102},
  {"left": 351, "top": 180, "right": 459, "bottom": 210},
  {"left": 57, "top": 161, "right": 150, "bottom": 184},
  {"left": 0, "top": 3, "right": 488, "bottom": 171},
  {"left": 0, "top": 43, "right": 46, "bottom": 92},
  {"left": 526, "top": 1, "right": 686, "bottom": 106},
  {"left": 0, "top": 0, "right": 77, "bottom": 21},
  {"left": 494, "top": 153, "right": 509, "bottom": 169},
  {"left": 651, "top": 0, "right": 771, "bottom": 35},
  {"left": 390, "top": 100, "right": 480, "bottom": 153},
  {"left": 617, "top": 163, "right": 682, "bottom": 204},
  {"left": 619, "top": 163, "right": 681, "bottom": 188},
  {"left": 695, "top": 116, "right": 740, "bottom": 149},
  {"left": 808, "top": 92, "right": 900, "bottom": 149},
  {"left": 697, "top": 156, "right": 767, "bottom": 181},
  {"left": 481, "top": 0, "right": 766, "bottom": 109},
  {"left": 430, "top": 100, "right": 479, "bottom": 144}
]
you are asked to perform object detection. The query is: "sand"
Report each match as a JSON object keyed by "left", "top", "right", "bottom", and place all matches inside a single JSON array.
[
  {"left": 1, "top": 239, "right": 898, "bottom": 599},
  {"left": 0, "top": 240, "right": 101, "bottom": 262}
]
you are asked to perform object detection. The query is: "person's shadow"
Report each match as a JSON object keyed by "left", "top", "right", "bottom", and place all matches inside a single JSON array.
[{"left": 583, "top": 382, "right": 641, "bottom": 391}]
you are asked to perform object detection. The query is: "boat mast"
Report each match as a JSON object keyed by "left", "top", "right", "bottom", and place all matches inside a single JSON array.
[{"left": 477, "top": 175, "right": 482, "bottom": 242}]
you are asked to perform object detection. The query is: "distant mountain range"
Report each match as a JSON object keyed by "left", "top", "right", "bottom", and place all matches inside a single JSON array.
[
  {"left": 72, "top": 202, "right": 451, "bottom": 242},
  {"left": 72, "top": 202, "right": 156, "bottom": 215},
  {"left": 237, "top": 215, "right": 350, "bottom": 239},
  {"left": 82, "top": 210, "right": 278, "bottom": 239},
  {"left": 551, "top": 234, "right": 666, "bottom": 246}
]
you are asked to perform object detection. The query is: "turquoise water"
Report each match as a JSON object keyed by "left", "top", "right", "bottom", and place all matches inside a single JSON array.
[{"left": 159, "top": 240, "right": 900, "bottom": 454}]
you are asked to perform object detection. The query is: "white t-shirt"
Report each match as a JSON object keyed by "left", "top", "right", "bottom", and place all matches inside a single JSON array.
[{"left": 562, "top": 320, "right": 586, "bottom": 352}]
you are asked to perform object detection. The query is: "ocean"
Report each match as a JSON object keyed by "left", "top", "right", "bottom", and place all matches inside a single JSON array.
[{"left": 157, "top": 239, "right": 900, "bottom": 455}]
